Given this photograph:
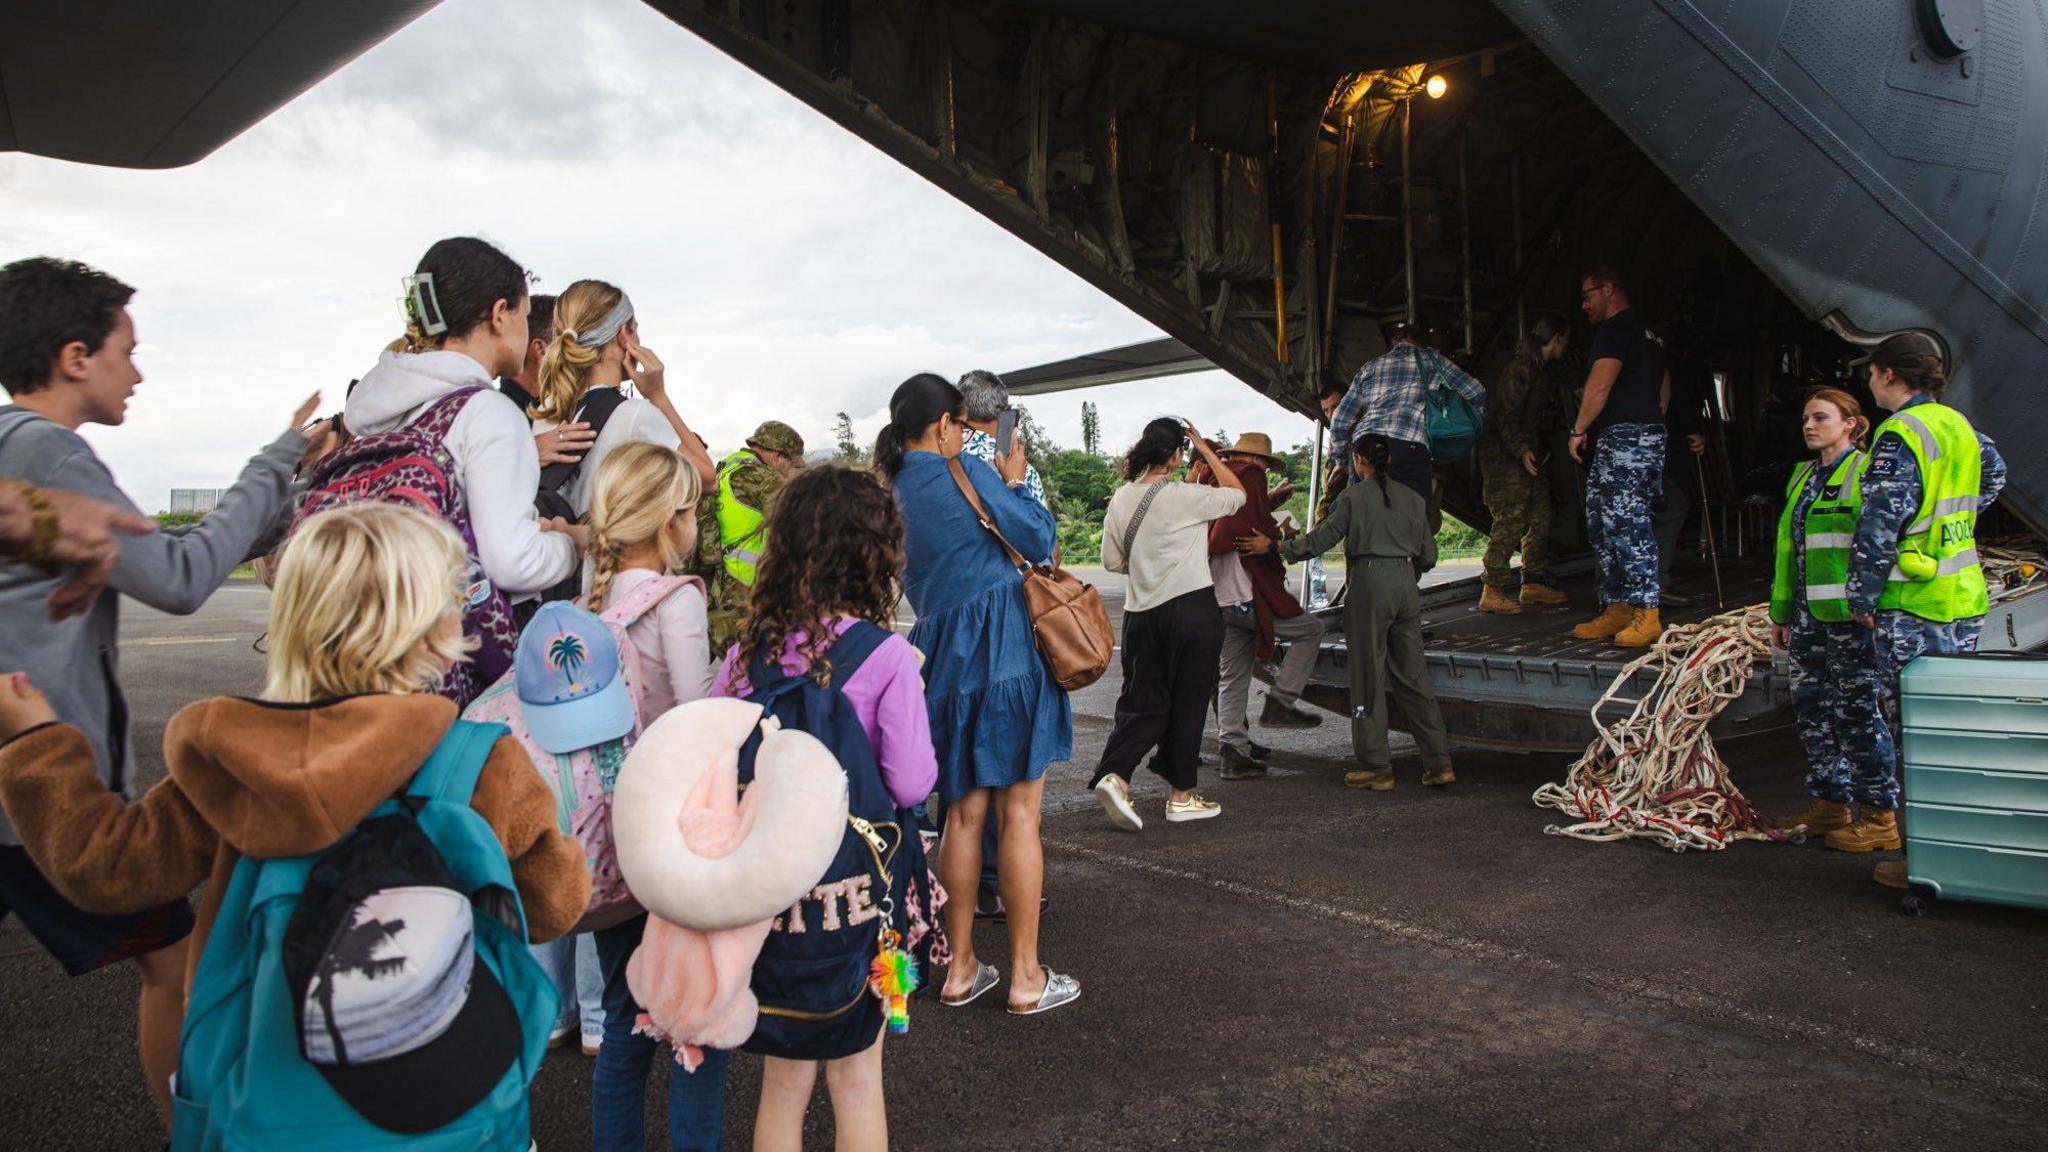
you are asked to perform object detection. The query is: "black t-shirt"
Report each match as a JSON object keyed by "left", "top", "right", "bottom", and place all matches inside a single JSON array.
[
  {"left": 1587, "top": 309, "right": 1666, "bottom": 430},
  {"left": 497, "top": 377, "right": 536, "bottom": 422}
]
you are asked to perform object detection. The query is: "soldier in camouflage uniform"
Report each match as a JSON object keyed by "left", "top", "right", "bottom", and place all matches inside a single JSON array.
[
  {"left": 1477, "top": 312, "right": 1571, "bottom": 614},
  {"left": 1837, "top": 335, "right": 2006, "bottom": 876},
  {"left": 1568, "top": 268, "right": 1670, "bottom": 649},
  {"left": 691, "top": 420, "right": 806, "bottom": 656}
]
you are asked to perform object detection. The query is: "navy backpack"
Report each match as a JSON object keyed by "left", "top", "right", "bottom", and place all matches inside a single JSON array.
[{"left": 735, "top": 622, "right": 933, "bottom": 1059}]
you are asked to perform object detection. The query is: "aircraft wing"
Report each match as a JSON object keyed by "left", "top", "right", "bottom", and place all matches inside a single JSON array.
[
  {"left": 1002, "top": 338, "right": 1211, "bottom": 396},
  {"left": 0, "top": 1, "right": 442, "bottom": 169}
]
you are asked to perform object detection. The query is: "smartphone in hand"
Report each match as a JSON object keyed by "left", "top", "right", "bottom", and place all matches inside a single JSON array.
[{"left": 996, "top": 408, "right": 1019, "bottom": 457}]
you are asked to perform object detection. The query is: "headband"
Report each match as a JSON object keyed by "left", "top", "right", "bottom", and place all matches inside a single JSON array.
[{"left": 562, "top": 294, "right": 635, "bottom": 349}]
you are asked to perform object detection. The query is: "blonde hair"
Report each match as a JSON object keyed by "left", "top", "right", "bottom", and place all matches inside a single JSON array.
[
  {"left": 262, "top": 504, "right": 477, "bottom": 702},
  {"left": 587, "top": 441, "right": 701, "bottom": 613},
  {"left": 530, "top": 279, "right": 624, "bottom": 425}
]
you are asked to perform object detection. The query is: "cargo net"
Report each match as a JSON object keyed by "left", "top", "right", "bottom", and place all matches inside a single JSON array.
[
  {"left": 1533, "top": 606, "right": 1785, "bottom": 852},
  {"left": 1532, "top": 542, "right": 2048, "bottom": 852}
]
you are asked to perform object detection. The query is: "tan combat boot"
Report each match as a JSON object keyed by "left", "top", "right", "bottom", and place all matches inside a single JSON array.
[
  {"left": 1824, "top": 808, "right": 1901, "bottom": 853},
  {"left": 1478, "top": 585, "right": 1522, "bottom": 615},
  {"left": 1572, "top": 602, "right": 1633, "bottom": 640},
  {"left": 1778, "top": 798, "right": 1853, "bottom": 835},
  {"left": 1612, "top": 607, "right": 1665, "bottom": 648},
  {"left": 1520, "top": 582, "right": 1569, "bottom": 606},
  {"left": 1422, "top": 762, "right": 1456, "bottom": 787},
  {"left": 1345, "top": 768, "right": 1396, "bottom": 791},
  {"left": 1873, "top": 859, "right": 1909, "bottom": 889}
]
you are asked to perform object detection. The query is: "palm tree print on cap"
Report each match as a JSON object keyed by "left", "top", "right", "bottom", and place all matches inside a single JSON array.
[
  {"left": 312, "top": 908, "right": 410, "bottom": 1065},
  {"left": 547, "top": 631, "right": 590, "bottom": 692}
]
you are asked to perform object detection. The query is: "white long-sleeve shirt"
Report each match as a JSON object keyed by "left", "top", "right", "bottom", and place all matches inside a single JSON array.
[{"left": 344, "top": 350, "right": 577, "bottom": 597}]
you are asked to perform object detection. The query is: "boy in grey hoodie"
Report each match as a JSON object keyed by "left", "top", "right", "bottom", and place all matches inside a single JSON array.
[{"left": 0, "top": 256, "right": 314, "bottom": 1127}]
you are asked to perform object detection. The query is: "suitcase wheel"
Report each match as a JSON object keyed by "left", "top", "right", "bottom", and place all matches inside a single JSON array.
[{"left": 1899, "top": 884, "right": 1937, "bottom": 918}]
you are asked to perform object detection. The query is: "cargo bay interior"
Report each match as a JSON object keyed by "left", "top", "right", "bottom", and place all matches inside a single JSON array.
[{"left": 645, "top": 0, "right": 2048, "bottom": 745}]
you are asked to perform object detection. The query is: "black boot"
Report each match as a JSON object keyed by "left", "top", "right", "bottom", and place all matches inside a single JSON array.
[
  {"left": 1220, "top": 743, "right": 1268, "bottom": 780},
  {"left": 1259, "top": 695, "right": 1323, "bottom": 729}
]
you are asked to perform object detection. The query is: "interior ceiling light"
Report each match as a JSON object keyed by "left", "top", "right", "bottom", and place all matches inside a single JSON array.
[{"left": 1425, "top": 74, "right": 1449, "bottom": 99}]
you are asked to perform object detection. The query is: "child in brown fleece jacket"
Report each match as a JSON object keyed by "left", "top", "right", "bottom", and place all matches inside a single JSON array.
[{"left": 0, "top": 503, "right": 589, "bottom": 1010}]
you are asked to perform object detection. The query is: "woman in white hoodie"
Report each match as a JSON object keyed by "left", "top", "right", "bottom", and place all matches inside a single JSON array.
[{"left": 343, "top": 237, "right": 579, "bottom": 603}]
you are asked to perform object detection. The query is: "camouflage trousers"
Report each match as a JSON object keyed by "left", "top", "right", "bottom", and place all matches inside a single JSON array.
[
  {"left": 702, "top": 567, "right": 750, "bottom": 660},
  {"left": 1859, "top": 609, "right": 1984, "bottom": 811},
  {"left": 1584, "top": 423, "right": 1666, "bottom": 608},
  {"left": 1478, "top": 444, "right": 1551, "bottom": 589},
  {"left": 1787, "top": 609, "right": 1886, "bottom": 806}
]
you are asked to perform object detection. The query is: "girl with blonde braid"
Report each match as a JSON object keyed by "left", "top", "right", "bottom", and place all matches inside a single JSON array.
[
  {"left": 530, "top": 279, "right": 716, "bottom": 526},
  {"left": 578, "top": 441, "right": 726, "bottom": 1150}
]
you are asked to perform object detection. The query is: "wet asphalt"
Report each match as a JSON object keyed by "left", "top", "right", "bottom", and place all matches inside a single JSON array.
[{"left": 2, "top": 579, "right": 2045, "bottom": 1150}]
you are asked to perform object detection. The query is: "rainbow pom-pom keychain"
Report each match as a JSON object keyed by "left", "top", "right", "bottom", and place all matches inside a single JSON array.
[{"left": 868, "top": 926, "right": 919, "bottom": 1034}]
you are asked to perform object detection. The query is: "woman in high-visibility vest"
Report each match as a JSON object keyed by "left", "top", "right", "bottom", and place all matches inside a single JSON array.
[
  {"left": 1838, "top": 333, "right": 2007, "bottom": 885},
  {"left": 1768, "top": 387, "right": 1879, "bottom": 840}
]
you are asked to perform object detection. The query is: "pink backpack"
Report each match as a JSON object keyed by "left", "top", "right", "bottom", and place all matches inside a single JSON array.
[
  {"left": 294, "top": 386, "right": 516, "bottom": 706},
  {"left": 463, "top": 572, "right": 703, "bottom": 933}
]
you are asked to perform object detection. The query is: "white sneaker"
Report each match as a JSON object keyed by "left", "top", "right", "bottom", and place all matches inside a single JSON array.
[
  {"left": 1165, "top": 793, "right": 1221, "bottom": 823},
  {"left": 580, "top": 1026, "right": 602, "bottom": 1057},
  {"left": 1093, "top": 776, "right": 1144, "bottom": 832}
]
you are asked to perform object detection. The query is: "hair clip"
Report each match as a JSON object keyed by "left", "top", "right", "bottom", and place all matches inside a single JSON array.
[{"left": 401, "top": 274, "right": 448, "bottom": 336}]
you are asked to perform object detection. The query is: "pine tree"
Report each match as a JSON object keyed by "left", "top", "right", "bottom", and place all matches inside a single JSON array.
[
  {"left": 832, "top": 412, "right": 865, "bottom": 464},
  {"left": 1080, "top": 401, "right": 1101, "bottom": 455}
]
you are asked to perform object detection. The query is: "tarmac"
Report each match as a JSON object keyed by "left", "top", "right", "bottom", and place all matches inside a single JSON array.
[{"left": 3, "top": 576, "right": 2046, "bottom": 1150}]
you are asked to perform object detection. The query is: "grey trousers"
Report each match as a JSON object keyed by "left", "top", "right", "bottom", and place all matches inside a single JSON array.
[{"left": 1217, "top": 602, "right": 1327, "bottom": 751}]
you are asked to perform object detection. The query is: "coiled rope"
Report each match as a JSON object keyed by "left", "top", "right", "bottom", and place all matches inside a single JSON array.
[
  {"left": 1532, "top": 542, "right": 2048, "bottom": 852},
  {"left": 1532, "top": 605, "right": 1783, "bottom": 852}
]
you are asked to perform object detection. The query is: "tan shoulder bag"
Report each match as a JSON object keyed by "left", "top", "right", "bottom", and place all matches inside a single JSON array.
[{"left": 947, "top": 458, "right": 1115, "bottom": 691}]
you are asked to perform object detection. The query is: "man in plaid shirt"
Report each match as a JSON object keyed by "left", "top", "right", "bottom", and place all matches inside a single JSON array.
[{"left": 1327, "top": 323, "right": 1487, "bottom": 513}]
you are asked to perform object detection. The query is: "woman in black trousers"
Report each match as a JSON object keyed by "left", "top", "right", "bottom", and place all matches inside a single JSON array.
[{"left": 1090, "top": 418, "right": 1244, "bottom": 830}]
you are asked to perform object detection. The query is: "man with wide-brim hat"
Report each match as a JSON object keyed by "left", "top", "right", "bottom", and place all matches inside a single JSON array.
[
  {"left": 693, "top": 420, "right": 807, "bottom": 654},
  {"left": 1197, "top": 432, "right": 1327, "bottom": 780}
]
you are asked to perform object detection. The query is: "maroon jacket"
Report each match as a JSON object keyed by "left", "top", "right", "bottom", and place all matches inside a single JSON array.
[{"left": 1196, "top": 458, "right": 1304, "bottom": 658}]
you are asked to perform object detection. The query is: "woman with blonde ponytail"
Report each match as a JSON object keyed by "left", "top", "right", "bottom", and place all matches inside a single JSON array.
[
  {"left": 576, "top": 440, "right": 730, "bottom": 1151},
  {"left": 530, "top": 280, "right": 716, "bottom": 526}
]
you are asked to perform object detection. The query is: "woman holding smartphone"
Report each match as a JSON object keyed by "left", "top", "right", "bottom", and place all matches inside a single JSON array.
[{"left": 1091, "top": 418, "right": 1244, "bottom": 830}]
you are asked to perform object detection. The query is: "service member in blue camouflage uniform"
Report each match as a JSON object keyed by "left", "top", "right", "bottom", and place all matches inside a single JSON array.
[
  {"left": 1766, "top": 388, "right": 1881, "bottom": 840},
  {"left": 1568, "top": 267, "right": 1671, "bottom": 649},
  {"left": 1837, "top": 334, "right": 2006, "bottom": 882}
]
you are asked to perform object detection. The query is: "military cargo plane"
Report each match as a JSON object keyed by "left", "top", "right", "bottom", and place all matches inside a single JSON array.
[{"left": 8, "top": 0, "right": 2045, "bottom": 747}]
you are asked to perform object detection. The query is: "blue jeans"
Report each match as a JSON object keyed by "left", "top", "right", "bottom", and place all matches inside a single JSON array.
[
  {"left": 592, "top": 914, "right": 731, "bottom": 1152},
  {"left": 530, "top": 932, "right": 606, "bottom": 1037}
]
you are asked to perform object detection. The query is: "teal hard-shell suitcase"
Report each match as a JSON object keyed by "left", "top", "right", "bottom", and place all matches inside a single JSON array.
[{"left": 1898, "top": 653, "right": 2048, "bottom": 915}]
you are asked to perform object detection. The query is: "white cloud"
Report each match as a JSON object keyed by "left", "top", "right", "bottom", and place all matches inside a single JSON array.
[{"left": 0, "top": 0, "right": 1315, "bottom": 510}]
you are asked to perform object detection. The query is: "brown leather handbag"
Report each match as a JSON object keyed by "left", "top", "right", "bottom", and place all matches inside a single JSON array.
[{"left": 947, "top": 458, "right": 1115, "bottom": 691}]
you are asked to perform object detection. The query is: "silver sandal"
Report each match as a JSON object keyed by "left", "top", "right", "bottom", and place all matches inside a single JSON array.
[
  {"left": 1007, "top": 967, "right": 1081, "bottom": 1016},
  {"left": 940, "top": 961, "right": 1000, "bottom": 1007}
]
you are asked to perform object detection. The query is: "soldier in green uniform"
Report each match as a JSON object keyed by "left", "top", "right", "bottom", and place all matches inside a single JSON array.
[
  {"left": 692, "top": 420, "right": 805, "bottom": 654},
  {"left": 1477, "top": 312, "right": 1572, "bottom": 614}
]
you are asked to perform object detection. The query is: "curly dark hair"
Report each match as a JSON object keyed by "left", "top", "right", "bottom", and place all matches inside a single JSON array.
[
  {"left": 0, "top": 257, "right": 136, "bottom": 395},
  {"left": 735, "top": 464, "right": 905, "bottom": 687}
]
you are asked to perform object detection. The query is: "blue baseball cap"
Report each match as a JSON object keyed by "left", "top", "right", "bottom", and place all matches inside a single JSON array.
[{"left": 515, "top": 602, "right": 635, "bottom": 754}]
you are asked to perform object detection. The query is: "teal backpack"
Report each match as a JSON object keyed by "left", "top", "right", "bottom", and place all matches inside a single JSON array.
[{"left": 170, "top": 721, "right": 555, "bottom": 1151}]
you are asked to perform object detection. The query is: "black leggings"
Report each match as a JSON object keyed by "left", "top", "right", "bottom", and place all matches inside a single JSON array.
[{"left": 1092, "top": 587, "right": 1225, "bottom": 793}]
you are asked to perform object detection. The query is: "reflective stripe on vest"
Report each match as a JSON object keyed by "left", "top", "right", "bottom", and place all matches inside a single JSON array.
[
  {"left": 716, "top": 450, "right": 769, "bottom": 585},
  {"left": 1873, "top": 402, "right": 1988, "bottom": 623},
  {"left": 1772, "top": 449, "right": 1865, "bottom": 622}
]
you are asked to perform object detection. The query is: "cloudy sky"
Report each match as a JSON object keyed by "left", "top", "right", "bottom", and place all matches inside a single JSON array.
[{"left": 0, "top": 0, "right": 1315, "bottom": 511}]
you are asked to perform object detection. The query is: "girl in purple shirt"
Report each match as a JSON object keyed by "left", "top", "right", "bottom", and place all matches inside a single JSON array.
[{"left": 711, "top": 464, "right": 936, "bottom": 1150}]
